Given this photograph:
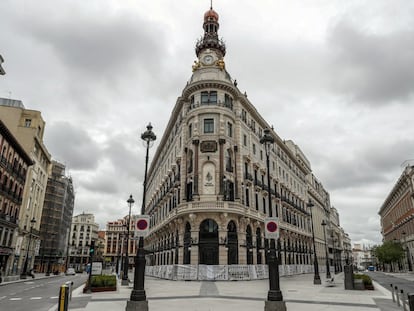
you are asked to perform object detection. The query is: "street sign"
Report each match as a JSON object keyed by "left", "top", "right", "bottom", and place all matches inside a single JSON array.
[
  {"left": 265, "top": 217, "right": 279, "bottom": 239},
  {"left": 134, "top": 216, "right": 150, "bottom": 237}
]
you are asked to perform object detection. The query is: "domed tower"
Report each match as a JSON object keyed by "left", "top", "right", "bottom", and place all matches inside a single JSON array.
[{"left": 195, "top": 7, "right": 226, "bottom": 58}]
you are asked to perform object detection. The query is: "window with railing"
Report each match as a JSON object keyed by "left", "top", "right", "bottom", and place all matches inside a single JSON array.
[
  {"left": 201, "top": 91, "right": 217, "bottom": 105},
  {"left": 224, "top": 94, "right": 233, "bottom": 109}
]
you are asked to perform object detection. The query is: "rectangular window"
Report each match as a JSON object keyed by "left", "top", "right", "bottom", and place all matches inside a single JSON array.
[
  {"left": 25, "top": 119, "right": 31, "bottom": 127},
  {"left": 201, "top": 91, "right": 217, "bottom": 104},
  {"left": 201, "top": 91, "right": 209, "bottom": 104},
  {"left": 241, "top": 109, "right": 247, "bottom": 122},
  {"left": 260, "top": 150, "right": 263, "bottom": 160},
  {"left": 243, "top": 134, "right": 247, "bottom": 146},
  {"left": 224, "top": 94, "right": 233, "bottom": 109},
  {"left": 209, "top": 91, "right": 217, "bottom": 104},
  {"left": 188, "top": 124, "right": 192, "bottom": 137},
  {"left": 204, "top": 118, "right": 214, "bottom": 133},
  {"left": 253, "top": 143, "right": 256, "bottom": 155},
  {"left": 251, "top": 120, "right": 256, "bottom": 132},
  {"left": 227, "top": 122, "right": 233, "bottom": 137}
]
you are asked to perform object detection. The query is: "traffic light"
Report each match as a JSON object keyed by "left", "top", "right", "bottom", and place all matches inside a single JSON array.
[{"left": 89, "top": 240, "right": 95, "bottom": 257}]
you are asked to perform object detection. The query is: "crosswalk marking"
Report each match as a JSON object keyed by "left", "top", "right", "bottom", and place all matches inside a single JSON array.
[
  {"left": 30, "top": 297, "right": 42, "bottom": 300},
  {"left": 10, "top": 298, "right": 22, "bottom": 301}
]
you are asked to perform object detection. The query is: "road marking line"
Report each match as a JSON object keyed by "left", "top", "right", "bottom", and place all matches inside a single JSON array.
[
  {"left": 50, "top": 296, "right": 59, "bottom": 299},
  {"left": 30, "top": 297, "right": 43, "bottom": 300},
  {"left": 10, "top": 298, "right": 22, "bottom": 300}
]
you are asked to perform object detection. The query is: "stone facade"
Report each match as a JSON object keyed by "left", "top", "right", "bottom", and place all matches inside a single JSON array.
[{"left": 143, "top": 7, "right": 348, "bottom": 269}]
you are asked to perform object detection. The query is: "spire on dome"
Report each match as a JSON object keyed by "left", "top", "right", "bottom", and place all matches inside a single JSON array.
[{"left": 195, "top": 5, "right": 226, "bottom": 57}]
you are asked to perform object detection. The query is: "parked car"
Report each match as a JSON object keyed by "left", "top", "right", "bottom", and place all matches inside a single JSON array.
[
  {"left": 66, "top": 268, "right": 76, "bottom": 275},
  {"left": 367, "top": 266, "right": 375, "bottom": 271}
]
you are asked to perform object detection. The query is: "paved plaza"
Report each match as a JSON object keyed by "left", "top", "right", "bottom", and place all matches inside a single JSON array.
[{"left": 54, "top": 272, "right": 401, "bottom": 311}]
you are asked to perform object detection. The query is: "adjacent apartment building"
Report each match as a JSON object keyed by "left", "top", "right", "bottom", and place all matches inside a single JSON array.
[
  {"left": 379, "top": 163, "right": 414, "bottom": 271},
  {"left": 0, "top": 120, "right": 32, "bottom": 278},
  {"left": 0, "top": 98, "right": 52, "bottom": 277},
  {"left": 68, "top": 213, "right": 99, "bottom": 271},
  {"left": 36, "top": 161, "right": 74, "bottom": 273}
]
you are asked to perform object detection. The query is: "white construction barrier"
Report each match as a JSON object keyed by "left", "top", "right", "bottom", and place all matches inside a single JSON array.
[{"left": 146, "top": 264, "right": 312, "bottom": 281}]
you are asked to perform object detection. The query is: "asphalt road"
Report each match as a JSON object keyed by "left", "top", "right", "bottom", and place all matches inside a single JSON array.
[
  {"left": 367, "top": 271, "right": 414, "bottom": 297},
  {"left": 0, "top": 274, "right": 87, "bottom": 311}
]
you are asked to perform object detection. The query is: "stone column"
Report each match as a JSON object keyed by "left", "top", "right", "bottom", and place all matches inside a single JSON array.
[
  {"left": 193, "top": 140, "right": 200, "bottom": 197},
  {"left": 219, "top": 138, "right": 225, "bottom": 195},
  {"left": 234, "top": 145, "right": 239, "bottom": 200},
  {"left": 183, "top": 147, "right": 188, "bottom": 202},
  {"left": 190, "top": 230, "right": 199, "bottom": 264},
  {"left": 218, "top": 229, "right": 228, "bottom": 265},
  {"left": 238, "top": 230, "right": 247, "bottom": 264}
]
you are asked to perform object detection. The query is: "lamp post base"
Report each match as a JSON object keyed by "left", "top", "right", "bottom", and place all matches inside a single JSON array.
[
  {"left": 264, "top": 300, "right": 287, "bottom": 311},
  {"left": 313, "top": 275, "right": 322, "bottom": 285},
  {"left": 126, "top": 300, "right": 148, "bottom": 311}
]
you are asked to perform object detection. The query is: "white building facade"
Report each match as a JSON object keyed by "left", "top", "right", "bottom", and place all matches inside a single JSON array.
[{"left": 143, "top": 7, "right": 349, "bottom": 273}]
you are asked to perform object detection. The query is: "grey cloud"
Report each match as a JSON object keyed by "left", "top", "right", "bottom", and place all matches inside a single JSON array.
[
  {"left": 45, "top": 121, "right": 101, "bottom": 170},
  {"left": 79, "top": 174, "right": 120, "bottom": 195},
  {"left": 328, "top": 20, "right": 414, "bottom": 105},
  {"left": 104, "top": 132, "right": 145, "bottom": 181},
  {"left": 18, "top": 10, "right": 165, "bottom": 77},
  {"left": 313, "top": 138, "right": 414, "bottom": 191}
]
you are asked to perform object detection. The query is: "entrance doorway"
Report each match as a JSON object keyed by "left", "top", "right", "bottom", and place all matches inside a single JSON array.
[{"left": 199, "top": 219, "right": 219, "bottom": 265}]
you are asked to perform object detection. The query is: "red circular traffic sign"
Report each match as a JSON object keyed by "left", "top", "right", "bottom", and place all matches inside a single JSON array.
[
  {"left": 136, "top": 219, "right": 148, "bottom": 230},
  {"left": 266, "top": 221, "right": 278, "bottom": 232}
]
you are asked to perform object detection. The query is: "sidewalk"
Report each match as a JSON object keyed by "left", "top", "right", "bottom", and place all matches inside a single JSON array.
[{"left": 52, "top": 272, "right": 398, "bottom": 311}]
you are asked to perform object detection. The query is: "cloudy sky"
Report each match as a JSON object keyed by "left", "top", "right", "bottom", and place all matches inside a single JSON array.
[{"left": 1, "top": 0, "right": 413, "bottom": 246}]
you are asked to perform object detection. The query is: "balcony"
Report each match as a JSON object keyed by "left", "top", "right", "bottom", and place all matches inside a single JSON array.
[{"left": 244, "top": 173, "right": 253, "bottom": 181}]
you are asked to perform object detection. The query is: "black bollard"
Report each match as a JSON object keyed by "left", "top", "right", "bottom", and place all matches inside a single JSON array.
[{"left": 408, "top": 293, "right": 414, "bottom": 311}]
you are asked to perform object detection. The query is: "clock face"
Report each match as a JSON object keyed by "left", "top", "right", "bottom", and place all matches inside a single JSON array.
[{"left": 203, "top": 55, "right": 214, "bottom": 65}]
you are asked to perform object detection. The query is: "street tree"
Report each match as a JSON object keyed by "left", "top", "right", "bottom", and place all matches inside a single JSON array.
[{"left": 372, "top": 241, "right": 404, "bottom": 271}]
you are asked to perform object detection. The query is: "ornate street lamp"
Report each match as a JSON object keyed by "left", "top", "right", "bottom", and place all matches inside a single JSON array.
[
  {"left": 260, "top": 128, "right": 286, "bottom": 311},
  {"left": 122, "top": 195, "right": 134, "bottom": 285},
  {"left": 307, "top": 200, "right": 321, "bottom": 284},
  {"left": 126, "top": 123, "right": 156, "bottom": 311},
  {"left": 321, "top": 219, "right": 331, "bottom": 279},
  {"left": 21, "top": 217, "right": 36, "bottom": 279}
]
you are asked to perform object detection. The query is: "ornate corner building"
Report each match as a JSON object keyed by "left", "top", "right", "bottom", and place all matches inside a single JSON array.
[{"left": 144, "top": 7, "right": 348, "bottom": 269}]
